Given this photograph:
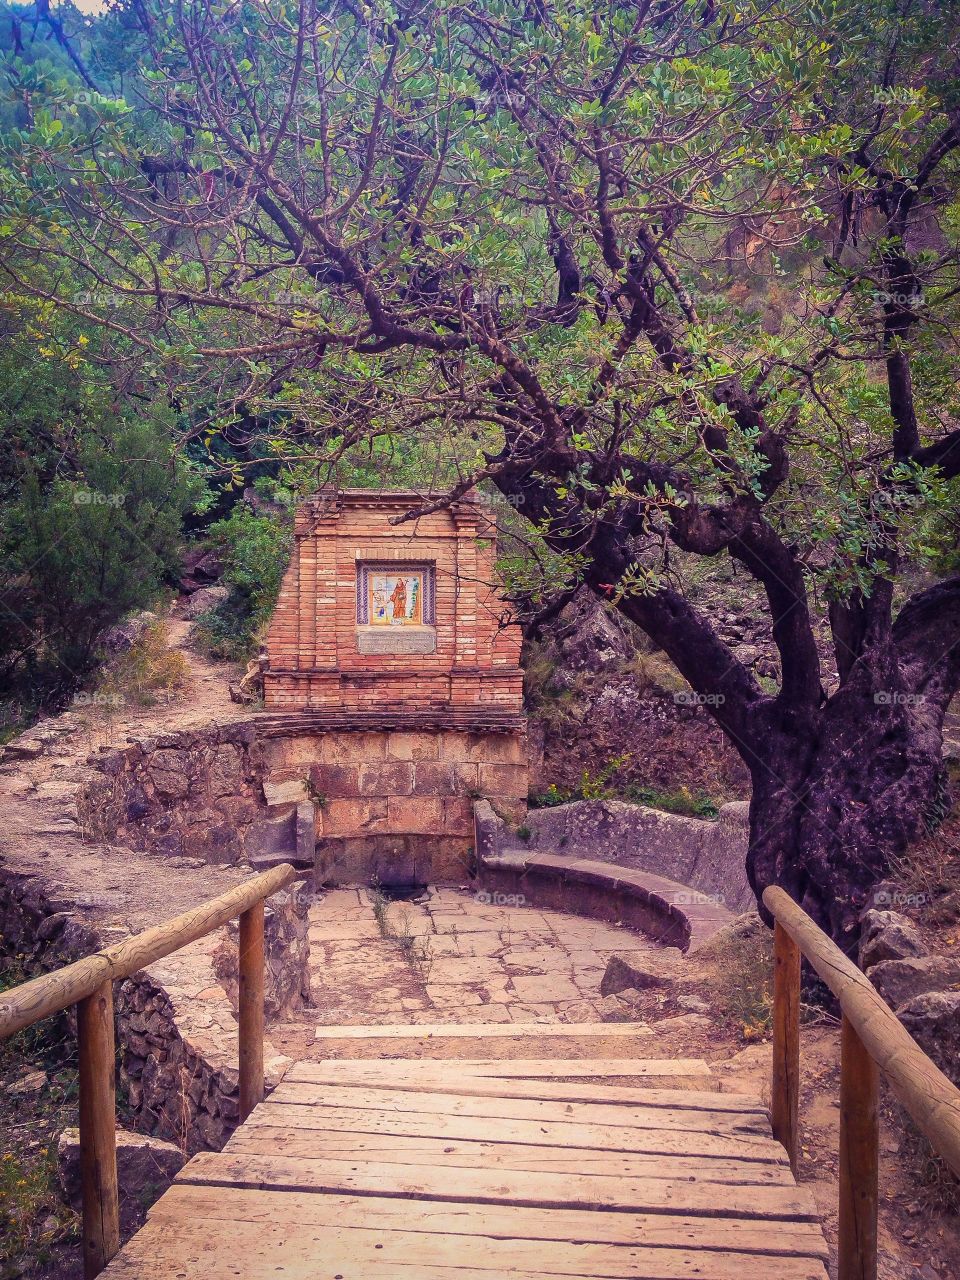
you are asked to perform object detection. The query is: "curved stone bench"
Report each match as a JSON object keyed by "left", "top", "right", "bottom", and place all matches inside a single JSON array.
[{"left": 479, "top": 848, "right": 733, "bottom": 952}]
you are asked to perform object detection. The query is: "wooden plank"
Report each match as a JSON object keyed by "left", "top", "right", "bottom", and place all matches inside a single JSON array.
[
  {"left": 104, "top": 1216, "right": 831, "bottom": 1279},
  {"left": 110, "top": 1212, "right": 830, "bottom": 1278},
  {"left": 284, "top": 1064, "right": 759, "bottom": 1114},
  {"left": 177, "top": 1150, "right": 823, "bottom": 1219},
  {"left": 298, "top": 1056, "right": 713, "bottom": 1079},
  {"left": 243, "top": 1101, "right": 781, "bottom": 1160},
  {"left": 313, "top": 1022, "right": 655, "bottom": 1040},
  {"left": 225, "top": 1124, "right": 794, "bottom": 1184},
  {"left": 149, "top": 1185, "right": 831, "bottom": 1259},
  {"left": 267, "top": 1082, "right": 769, "bottom": 1136}
]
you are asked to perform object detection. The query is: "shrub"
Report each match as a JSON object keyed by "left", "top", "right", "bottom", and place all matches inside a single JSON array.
[{"left": 193, "top": 505, "right": 292, "bottom": 662}]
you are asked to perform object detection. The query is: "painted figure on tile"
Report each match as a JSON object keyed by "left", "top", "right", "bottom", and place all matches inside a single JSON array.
[
  {"left": 369, "top": 571, "right": 424, "bottom": 625},
  {"left": 390, "top": 577, "right": 407, "bottom": 623}
]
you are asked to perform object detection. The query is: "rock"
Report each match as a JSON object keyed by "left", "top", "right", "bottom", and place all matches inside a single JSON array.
[
  {"left": 653, "top": 1012, "right": 713, "bottom": 1032},
  {"left": 101, "top": 611, "right": 156, "bottom": 656},
  {"left": 601, "top": 952, "right": 676, "bottom": 996},
  {"left": 58, "top": 1127, "right": 186, "bottom": 1234},
  {"left": 6, "top": 1069, "right": 47, "bottom": 1095},
  {"left": 868, "top": 956, "right": 960, "bottom": 1010},
  {"left": 597, "top": 993, "right": 630, "bottom": 1019},
  {"left": 677, "top": 994, "right": 712, "bottom": 1014},
  {"left": 37, "top": 912, "right": 73, "bottom": 941},
  {"left": 149, "top": 749, "right": 193, "bottom": 799},
  {"left": 732, "top": 644, "right": 762, "bottom": 666},
  {"left": 181, "top": 585, "right": 229, "bottom": 619},
  {"left": 859, "top": 909, "right": 929, "bottom": 968},
  {"left": 263, "top": 777, "right": 309, "bottom": 808},
  {"left": 691, "top": 911, "right": 766, "bottom": 963},
  {"left": 3, "top": 734, "right": 44, "bottom": 760},
  {"left": 898, "top": 991, "right": 960, "bottom": 1086},
  {"left": 550, "top": 589, "right": 638, "bottom": 676},
  {"left": 179, "top": 547, "right": 224, "bottom": 593}
]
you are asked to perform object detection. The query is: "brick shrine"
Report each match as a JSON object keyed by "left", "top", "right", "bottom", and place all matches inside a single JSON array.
[{"left": 260, "top": 490, "right": 528, "bottom": 884}]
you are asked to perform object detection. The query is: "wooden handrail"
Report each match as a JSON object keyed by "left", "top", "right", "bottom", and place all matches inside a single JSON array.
[
  {"left": 0, "top": 863, "right": 299, "bottom": 1039},
  {"left": 764, "top": 884, "right": 960, "bottom": 1280},
  {"left": 0, "top": 862, "right": 301, "bottom": 1278}
]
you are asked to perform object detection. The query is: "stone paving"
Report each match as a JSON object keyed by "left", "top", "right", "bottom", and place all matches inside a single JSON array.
[{"left": 306, "top": 885, "right": 673, "bottom": 1026}]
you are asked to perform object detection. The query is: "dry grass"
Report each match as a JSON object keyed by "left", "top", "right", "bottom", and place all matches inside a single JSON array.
[
  {"left": 699, "top": 917, "right": 775, "bottom": 1043},
  {"left": 96, "top": 621, "right": 189, "bottom": 709}
]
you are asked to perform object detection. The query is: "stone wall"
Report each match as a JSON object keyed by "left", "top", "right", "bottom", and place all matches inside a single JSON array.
[
  {"left": 0, "top": 866, "right": 308, "bottom": 1154},
  {"left": 78, "top": 724, "right": 267, "bottom": 863},
  {"left": 520, "top": 798, "right": 754, "bottom": 913},
  {"left": 79, "top": 721, "right": 528, "bottom": 885}
]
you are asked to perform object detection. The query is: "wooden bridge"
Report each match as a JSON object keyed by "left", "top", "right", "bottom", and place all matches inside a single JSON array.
[
  {"left": 2, "top": 866, "right": 960, "bottom": 1280},
  {"left": 100, "top": 1050, "right": 829, "bottom": 1279}
]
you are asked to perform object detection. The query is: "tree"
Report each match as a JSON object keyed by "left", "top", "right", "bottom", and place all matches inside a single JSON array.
[
  {"left": 2, "top": 0, "right": 960, "bottom": 949},
  {"left": 0, "top": 327, "right": 200, "bottom": 705}
]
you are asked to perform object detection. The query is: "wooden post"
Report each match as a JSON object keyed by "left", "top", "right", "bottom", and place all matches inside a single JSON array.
[
  {"left": 76, "top": 981, "right": 120, "bottom": 1280},
  {"left": 238, "top": 900, "right": 265, "bottom": 1121},
  {"left": 839, "top": 1013, "right": 879, "bottom": 1280},
  {"left": 771, "top": 919, "right": 801, "bottom": 1175}
]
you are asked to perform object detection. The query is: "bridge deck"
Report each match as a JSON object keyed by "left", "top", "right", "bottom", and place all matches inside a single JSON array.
[{"left": 102, "top": 1049, "right": 830, "bottom": 1279}]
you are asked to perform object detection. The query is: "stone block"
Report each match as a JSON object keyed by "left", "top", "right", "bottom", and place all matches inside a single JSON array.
[
  {"left": 386, "top": 732, "right": 440, "bottom": 762},
  {"left": 477, "top": 762, "right": 529, "bottom": 798},
  {"left": 263, "top": 777, "right": 309, "bottom": 808},
  {"left": 386, "top": 795, "right": 444, "bottom": 834},
  {"left": 357, "top": 761, "right": 415, "bottom": 797},
  {"left": 244, "top": 811, "right": 295, "bottom": 860},
  {"left": 322, "top": 797, "right": 389, "bottom": 836},
  {"left": 319, "top": 732, "right": 388, "bottom": 763},
  {"left": 322, "top": 836, "right": 418, "bottom": 887},
  {"left": 443, "top": 797, "right": 474, "bottom": 836},
  {"left": 441, "top": 732, "right": 525, "bottom": 764},
  {"left": 308, "top": 762, "right": 360, "bottom": 797},
  {"left": 296, "top": 802, "right": 316, "bottom": 864},
  {"left": 411, "top": 762, "right": 456, "bottom": 796}
]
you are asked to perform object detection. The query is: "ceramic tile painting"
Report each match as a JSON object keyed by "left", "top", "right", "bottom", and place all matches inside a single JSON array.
[{"left": 369, "top": 569, "right": 425, "bottom": 626}]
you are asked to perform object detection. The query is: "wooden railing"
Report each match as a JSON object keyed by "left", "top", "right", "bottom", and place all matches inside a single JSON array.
[
  {"left": 764, "top": 885, "right": 960, "bottom": 1280},
  {"left": 0, "top": 863, "right": 300, "bottom": 1280}
]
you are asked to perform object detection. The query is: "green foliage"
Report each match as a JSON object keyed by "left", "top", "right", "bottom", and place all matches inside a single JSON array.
[
  {"left": 193, "top": 497, "right": 293, "bottom": 662},
  {"left": 531, "top": 773, "right": 722, "bottom": 818},
  {"left": 0, "top": 345, "right": 201, "bottom": 707}
]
